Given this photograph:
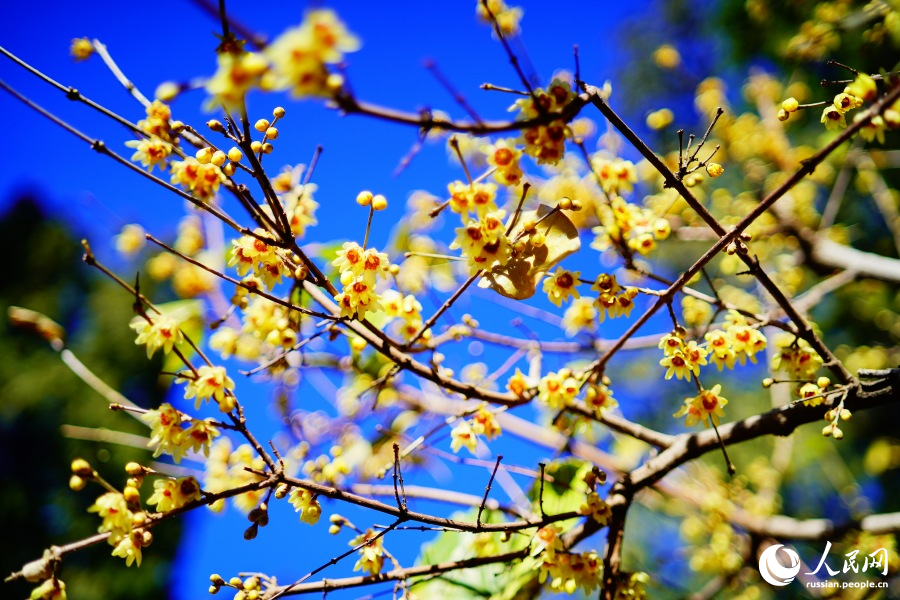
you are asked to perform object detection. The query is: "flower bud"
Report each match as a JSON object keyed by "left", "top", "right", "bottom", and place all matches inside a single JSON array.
[
  {"left": 207, "top": 119, "right": 225, "bottom": 132},
  {"left": 250, "top": 141, "right": 262, "bottom": 153},
  {"left": 816, "top": 377, "right": 831, "bottom": 389},
  {"left": 262, "top": 143, "right": 274, "bottom": 154},
  {"left": 265, "top": 127, "right": 278, "bottom": 140},
  {"left": 196, "top": 147, "right": 213, "bottom": 164},
  {"left": 777, "top": 108, "right": 789, "bottom": 122},
  {"left": 781, "top": 97, "right": 799, "bottom": 112},
  {"left": 558, "top": 197, "right": 572, "bottom": 210},
  {"left": 356, "top": 190, "right": 373, "bottom": 206},
  {"left": 69, "top": 475, "right": 86, "bottom": 491},
  {"left": 254, "top": 119, "right": 270, "bottom": 132},
  {"left": 227, "top": 147, "right": 243, "bottom": 162},
  {"left": 372, "top": 195, "right": 388, "bottom": 211},
  {"left": 761, "top": 378, "right": 774, "bottom": 388},
  {"left": 273, "top": 106, "right": 286, "bottom": 118},
  {"left": 211, "top": 150, "right": 227, "bottom": 167},
  {"left": 71, "top": 458, "right": 93, "bottom": 477},
  {"left": 125, "top": 462, "right": 144, "bottom": 476}
]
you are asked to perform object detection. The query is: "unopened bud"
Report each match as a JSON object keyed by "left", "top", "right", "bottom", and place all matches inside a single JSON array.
[
  {"left": 71, "top": 458, "right": 93, "bottom": 477},
  {"left": 254, "top": 119, "right": 270, "bottom": 132},
  {"left": 262, "top": 143, "right": 274, "bottom": 154},
  {"left": 265, "top": 127, "right": 278, "bottom": 140},
  {"left": 558, "top": 197, "right": 572, "bottom": 210},
  {"left": 207, "top": 119, "right": 225, "bottom": 132},
  {"left": 273, "top": 106, "right": 286, "bottom": 118},
  {"left": 227, "top": 147, "right": 243, "bottom": 162},
  {"left": 372, "top": 195, "right": 388, "bottom": 211},
  {"left": 69, "top": 475, "right": 86, "bottom": 491},
  {"left": 211, "top": 150, "right": 227, "bottom": 166}
]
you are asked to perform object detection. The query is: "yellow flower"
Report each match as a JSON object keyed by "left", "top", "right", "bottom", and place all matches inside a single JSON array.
[
  {"left": 562, "top": 297, "right": 597, "bottom": 336},
  {"left": 289, "top": 489, "right": 322, "bottom": 525},
  {"left": 821, "top": 105, "right": 846, "bottom": 130},
  {"left": 29, "top": 578, "right": 66, "bottom": 600},
  {"left": 542, "top": 268, "right": 581, "bottom": 307},
  {"left": 579, "top": 492, "right": 611, "bottom": 525},
  {"left": 660, "top": 350, "right": 694, "bottom": 381},
  {"left": 350, "top": 529, "right": 385, "bottom": 575},
  {"left": 673, "top": 384, "right": 728, "bottom": 427},
  {"left": 125, "top": 138, "right": 172, "bottom": 171},
  {"left": 184, "top": 419, "right": 220, "bottom": 457},
  {"left": 129, "top": 315, "right": 183, "bottom": 358},
  {"left": 844, "top": 73, "right": 877, "bottom": 103},
  {"left": 705, "top": 329, "right": 737, "bottom": 371},
  {"left": 538, "top": 371, "right": 579, "bottom": 409},
  {"left": 114, "top": 224, "right": 146, "bottom": 256},
  {"left": 658, "top": 331, "right": 685, "bottom": 357},
  {"left": 205, "top": 51, "right": 268, "bottom": 110},
  {"left": 88, "top": 492, "right": 133, "bottom": 536},
  {"left": 183, "top": 366, "right": 235, "bottom": 411},
  {"left": 148, "top": 477, "right": 201, "bottom": 513},
  {"left": 335, "top": 276, "right": 382, "bottom": 319},
  {"left": 111, "top": 531, "right": 143, "bottom": 567},
  {"left": 450, "top": 421, "right": 478, "bottom": 453},
  {"left": 585, "top": 383, "right": 618, "bottom": 416},
  {"left": 70, "top": 38, "right": 94, "bottom": 61},
  {"left": 471, "top": 405, "right": 502, "bottom": 440},
  {"left": 506, "top": 368, "right": 531, "bottom": 398}
]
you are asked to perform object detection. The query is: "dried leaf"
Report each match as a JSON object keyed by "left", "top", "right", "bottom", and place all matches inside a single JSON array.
[{"left": 478, "top": 204, "right": 580, "bottom": 299}]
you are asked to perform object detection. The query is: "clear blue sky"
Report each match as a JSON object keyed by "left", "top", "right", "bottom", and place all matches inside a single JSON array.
[{"left": 0, "top": 1, "right": 693, "bottom": 597}]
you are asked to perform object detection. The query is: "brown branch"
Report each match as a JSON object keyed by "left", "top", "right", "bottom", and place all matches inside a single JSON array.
[{"left": 262, "top": 549, "right": 529, "bottom": 597}]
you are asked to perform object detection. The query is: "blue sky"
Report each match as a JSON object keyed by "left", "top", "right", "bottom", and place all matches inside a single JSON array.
[{"left": 0, "top": 1, "right": 707, "bottom": 597}]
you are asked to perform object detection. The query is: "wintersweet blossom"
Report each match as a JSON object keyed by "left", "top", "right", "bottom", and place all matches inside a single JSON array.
[
  {"left": 673, "top": 384, "right": 728, "bottom": 427},
  {"left": 542, "top": 268, "right": 581, "bottom": 307},
  {"left": 147, "top": 477, "right": 201, "bottom": 513},
  {"left": 288, "top": 489, "right": 322, "bottom": 524},
  {"left": 183, "top": 366, "right": 236, "bottom": 412},
  {"left": 130, "top": 315, "right": 183, "bottom": 358}
]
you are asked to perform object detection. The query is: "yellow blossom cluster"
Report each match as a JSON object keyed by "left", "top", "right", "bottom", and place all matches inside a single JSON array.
[
  {"left": 142, "top": 402, "right": 220, "bottom": 463},
  {"left": 380, "top": 290, "right": 429, "bottom": 342},
  {"left": 170, "top": 156, "right": 225, "bottom": 201},
  {"left": 537, "top": 369, "right": 580, "bottom": 409},
  {"left": 561, "top": 297, "right": 596, "bottom": 336},
  {"left": 591, "top": 195, "right": 671, "bottom": 257},
  {"left": 205, "top": 9, "right": 359, "bottom": 108},
  {"left": 147, "top": 476, "right": 201, "bottom": 513},
  {"left": 476, "top": 0, "right": 524, "bottom": 37},
  {"left": 482, "top": 138, "right": 523, "bottom": 185},
  {"left": 511, "top": 79, "right": 576, "bottom": 165},
  {"left": 451, "top": 210, "right": 510, "bottom": 275},
  {"left": 450, "top": 405, "right": 502, "bottom": 453},
  {"left": 333, "top": 241, "right": 391, "bottom": 319},
  {"left": 532, "top": 525, "right": 601, "bottom": 595},
  {"left": 579, "top": 491, "right": 611, "bottom": 525},
  {"left": 303, "top": 447, "right": 351, "bottom": 486},
  {"left": 658, "top": 330, "right": 709, "bottom": 381},
  {"left": 771, "top": 333, "right": 824, "bottom": 379},
  {"left": 204, "top": 439, "right": 267, "bottom": 513},
  {"left": 228, "top": 230, "right": 290, "bottom": 289},
  {"left": 590, "top": 155, "right": 638, "bottom": 195},
  {"left": 87, "top": 487, "right": 149, "bottom": 568},
  {"left": 702, "top": 311, "right": 768, "bottom": 370},
  {"left": 592, "top": 274, "right": 638, "bottom": 322},
  {"left": 272, "top": 165, "right": 319, "bottom": 237}
]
